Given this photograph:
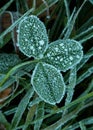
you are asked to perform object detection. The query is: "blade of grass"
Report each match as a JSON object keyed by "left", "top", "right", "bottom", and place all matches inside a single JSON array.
[
  {"left": 0, "top": 111, "right": 10, "bottom": 130},
  {"left": 23, "top": 104, "right": 37, "bottom": 130},
  {"left": 10, "top": 86, "right": 34, "bottom": 129},
  {"left": 15, "top": 91, "right": 93, "bottom": 129},
  {"left": 0, "top": 87, "right": 25, "bottom": 109},
  {"left": 34, "top": 102, "right": 45, "bottom": 130},
  {"left": 0, "top": 60, "right": 38, "bottom": 87},
  {"left": 77, "top": 66, "right": 93, "bottom": 85},
  {"left": 63, "top": 67, "right": 76, "bottom": 115},
  {"left": 22, "top": 91, "right": 93, "bottom": 125},
  {"left": 0, "top": 8, "right": 34, "bottom": 48},
  {"left": 64, "top": 0, "right": 70, "bottom": 19},
  {"left": 79, "top": 121, "right": 86, "bottom": 130},
  {"left": 73, "top": 26, "right": 93, "bottom": 40},
  {"left": 0, "top": 0, "right": 15, "bottom": 15},
  {"left": 65, "top": 117, "right": 93, "bottom": 130},
  {"left": 64, "top": 0, "right": 87, "bottom": 39}
]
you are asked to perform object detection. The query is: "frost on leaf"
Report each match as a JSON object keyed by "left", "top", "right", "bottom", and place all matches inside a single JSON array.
[
  {"left": 0, "top": 53, "right": 20, "bottom": 73},
  {"left": 31, "top": 62, "right": 65, "bottom": 105},
  {"left": 43, "top": 39, "right": 83, "bottom": 72},
  {"left": 18, "top": 15, "right": 48, "bottom": 58}
]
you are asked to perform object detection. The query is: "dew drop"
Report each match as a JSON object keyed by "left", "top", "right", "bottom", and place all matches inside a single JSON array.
[
  {"left": 30, "top": 46, "right": 34, "bottom": 50},
  {"left": 60, "top": 43, "right": 64, "bottom": 46},
  {"left": 25, "top": 39, "right": 28, "bottom": 42},
  {"left": 60, "top": 58, "right": 63, "bottom": 61},
  {"left": 76, "top": 55, "right": 80, "bottom": 58},
  {"left": 39, "top": 40, "right": 44, "bottom": 46},
  {"left": 16, "top": 30, "right": 19, "bottom": 33},
  {"left": 69, "top": 56, "right": 73, "bottom": 60},
  {"left": 23, "top": 47, "right": 26, "bottom": 50},
  {"left": 55, "top": 48, "right": 59, "bottom": 52},
  {"left": 38, "top": 46, "right": 42, "bottom": 50},
  {"left": 47, "top": 53, "right": 50, "bottom": 57}
]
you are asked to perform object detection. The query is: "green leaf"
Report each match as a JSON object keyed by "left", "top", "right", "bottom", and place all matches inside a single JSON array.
[
  {"left": 43, "top": 39, "right": 83, "bottom": 72},
  {"left": 0, "top": 53, "right": 21, "bottom": 73},
  {"left": 18, "top": 15, "right": 48, "bottom": 58},
  {"left": 31, "top": 62, "right": 66, "bottom": 105}
]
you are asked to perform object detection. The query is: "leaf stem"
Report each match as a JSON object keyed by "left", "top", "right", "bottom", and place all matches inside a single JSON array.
[{"left": 0, "top": 59, "right": 39, "bottom": 87}]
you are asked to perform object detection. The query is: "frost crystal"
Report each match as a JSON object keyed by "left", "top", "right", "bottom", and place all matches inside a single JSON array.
[
  {"left": 18, "top": 15, "right": 48, "bottom": 58},
  {"left": 31, "top": 62, "right": 66, "bottom": 105},
  {"left": 43, "top": 39, "right": 83, "bottom": 72},
  {"left": 0, "top": 53, "right": 21, "bottom": 73}
]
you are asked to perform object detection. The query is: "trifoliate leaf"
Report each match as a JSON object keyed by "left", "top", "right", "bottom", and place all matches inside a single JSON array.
[
  {"left": 0, "top": 53, "right": 21, "bottom": 73},
  {"left": 18, "top": 15, "right": 48, "bottom": 58},
  {"left": 31, "top": 62, "right": 66, "bottom": 105},
  {"left": 43, "top": 39, "right": 83, "bottom": 72}
]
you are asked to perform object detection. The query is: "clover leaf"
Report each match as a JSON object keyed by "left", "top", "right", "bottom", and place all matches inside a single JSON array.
[
  {"left": 43, "top": 39, "right": 83, "bottom": 72},
  {"left": 18, "top": 15, "right": 83, "bottom": 105},
  {"left": 31, "top": 62, "right": 66, "bottom": 105},
  {"left": 18, "top": 15, "right": 48, "bottom": 58},
  {"left": 0, "top": 53, "right": 21, "bottom": 73}
]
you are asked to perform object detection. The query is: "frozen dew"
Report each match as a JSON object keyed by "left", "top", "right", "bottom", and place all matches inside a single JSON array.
[
  {"left": 47, "top": 53, "right": 51, "bottom": 57},
  {"left": 39, "top": 40, "right": 44, "bottom": 46},
  {"left": 23, "top": 47, "right": 26, "bottom": 50},
  {"left": 60, "top": 43, "right": 64, "bottom": 46},
  {"left": 0, "top": 53, "right": 21, "bottom": 73},
  {"left": 69, "top": 62, "right": 72, "bottom": 65},
  {"left": 38, "top": 46, "right": 42, "bottom": 50},
  {"left": 30, "top": 46, "right": 34, "bottom": 50},
  {"left": 76, "top": 55, "right": 80, "bottom": 58},
  {"left": 16, "top": 30, "right": 19, "bottom": 33},
  {"left": 25, "top": 25, "right": 27, "bottom": 28},
  {"left": 60, "top": 58, "right": 63, "bottom": 62},
  {"left": 16, "top": 43, "right": 19, "bottom": 47},
  {"left": 25, "top": 39, "right": 28, "bottom": 42},
  {"left": 64, "top": 48, "right": 68, "bottom": 52},
  {"left": 31, "top": 62, "right": 66, "bottom": 105},
  {"left": 18, "top": 15, "right": 48, "bottom": 58},
  {"left": 44, "top": 39, "right": 83, "bottom": 71},
  {"left": 69, "top": 56, "right": 73, "bottom": 60},
  {"left": 38, "top": 54, "right": 43, "bottom": 58},
  {"left": 55, "top": 47, "right": 59, "bottom": 52}
]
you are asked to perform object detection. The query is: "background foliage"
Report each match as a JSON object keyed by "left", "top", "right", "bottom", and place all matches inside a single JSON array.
[{"left": 0, "top": 0, "right": 93, "bottom": 130}]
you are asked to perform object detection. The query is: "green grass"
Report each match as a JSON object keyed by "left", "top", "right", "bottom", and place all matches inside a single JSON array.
[{"left": 0, "top": 0, "right": 93, "bottom": 130}]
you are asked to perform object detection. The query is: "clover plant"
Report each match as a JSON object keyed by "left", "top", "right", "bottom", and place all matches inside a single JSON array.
[
  {"left": 0, "top": 53, "right": 21, "bottom": 73},
  {"left": 18, "top": 15, "right": 83, "bottom": 105}
]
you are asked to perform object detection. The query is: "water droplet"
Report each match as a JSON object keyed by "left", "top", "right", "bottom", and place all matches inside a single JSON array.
[
  {"left": 69, "top": 62, "right": 72, "bottom": 65},
  {"left": 25, "top": 39, "right": 28, "bottom": 42},
  {"left": 60, "top": 43, "right": 64, "bottom": 46},
  {"left": 25, "top": 25, "right": 27, "bottom": 28},
  {"left": 16, "top": 43, "right": 19, "bottom": 47},
  {"left": 55, "top": 48, "right": 59, "bottom": 52},
  {"left": 38, "top": 46, "right": 42, "bottom": 50},
  {"left": 39, "top": 40, "right": 44, "bottom": 46},
  {"left": 69, "top": 56, "right": 73, "bottom": 60},
  {"left": 76, "top": 55, "right": 80, "bottom": 58},
  {"left": 64, "top": 49, "right": 67, "bottom": 52},
  {"left": 16, "top": 30, "right": 19, "bottom": 33},
  {"left": 30, "top": 46, "right": 34, "bottom": 50},
  {"left": 60, "top": 58, "right": 63, "bottom": 61},
  {"left": 23, "top": 47, "right": 26, "bottom": 49},
  {"left": 47, "top": 53, "right": 50, "bottom": 57},
  {"left": 39, "top": 54, "right": 43, "bottom": 58}
]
